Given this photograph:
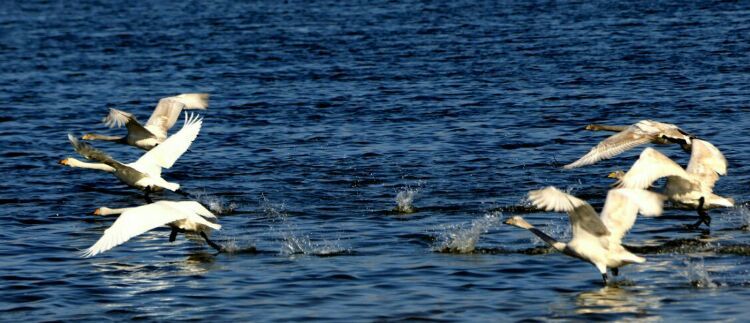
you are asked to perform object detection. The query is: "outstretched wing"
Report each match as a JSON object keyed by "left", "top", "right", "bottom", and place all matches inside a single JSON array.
[
  {"left": 686, "top": 139, "right": 727, "bottom": 190},
  {"left": 618, "top": 148, "right": 690, "bottom": 189},
  {"left": 81, "top": 202, "right": 190, "bottom": 257},
  {"left": 600, "top": 189, "right": 665, "bottom": 244},
  {"left": 564, "top": 125, "right": 653, "bottom": 169},
  {"left": 131, "top": 113, "right": 202, "bottom": 171},
  {"left": 145, "top": 93, "right": 209, "bottom": 135},
  {"left": 68, "top": 134, "right": 121, "bottom": 167},
  {"left": 528, "top": 186, "right": 610, "bottom": 238},
  {"left": 103, "top": 108, "right": 155, "bottom": 139}
]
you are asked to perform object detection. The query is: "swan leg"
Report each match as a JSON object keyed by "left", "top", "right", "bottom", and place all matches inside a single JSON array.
[
  {"left": 601, "top": 273, "right": 609, "bottom": 285},
  {"left": 688, "top": 197, "right": 711, "bottom": 229},
  {"left": 144, "top": 186, "right": 154, "bottom": 204},
  {"left": 175, "top": 189, "right": 190, "bottom": 197},
  {"left": 200, "top": 231, "right": 224, "bottom": 252},
  {"left": 169, "top": 228, "right": 179, "bottom": 242},
  {"left": 611, "top": 268, "right": 619, "bottom": 277}
]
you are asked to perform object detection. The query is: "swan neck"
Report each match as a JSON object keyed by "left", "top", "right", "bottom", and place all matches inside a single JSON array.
[
  {"left": 102, "top": 207, "right": 130, "bottom": 215},
  {"left": 528, "top": 227, "right": 565, "bottom": 251},
  {"left": 586, "top": 124, "right": 627, "bottom": 132},
  {"left": 66, "top": 158, "right": 115, "bottom": 172},
  {"left": 85, "top": 134, "right": 124, "bottom": 141}
]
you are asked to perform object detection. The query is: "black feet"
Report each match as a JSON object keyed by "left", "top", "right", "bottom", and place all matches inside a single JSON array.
[
  {"left": 169, "top": 228, "right": 178, "bottom": 242},
  {"left": 688, "top": 197, "right": 711, "bottom": 229},
  {"left": 611, "top": 268, "right": 619, "bottom": 277},
  {"left": 144, "top": 186, "right": 154, "bottom": 203},
  {"left": 200, "top": 231, "right": 225, "bottom": 252},
  {"left": 601, "top": 273, "right": 609, "bottom": 285},
  {"left": 175, "top": 189, "right": 190, "bottom": 197}
]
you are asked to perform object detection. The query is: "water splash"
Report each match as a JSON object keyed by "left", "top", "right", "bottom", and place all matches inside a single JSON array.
[
  {"left": 259, "top": 195, "right": 351, "bottom": 256},
  {"left": 394, "top": 188, "right": 418, "bottom": 213},
  {"left": 280, "top": 230, "right": 349, "bottom": 256},
  {"left": 259, "top": 193, "right": 288, "bottom": 219},
  {"left": 682, "top": 257, "right": 718, "bottom": 288},
  {"left": 435, "top": 212, "right": 502, "bottom": 253},
  {"left": 190, "top": 191, "right": 238, "bottom": 214}
]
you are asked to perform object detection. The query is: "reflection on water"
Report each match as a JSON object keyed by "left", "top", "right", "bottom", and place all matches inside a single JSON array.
[{"left": 574, "top": 286, "right": 662, "bottom": 320}]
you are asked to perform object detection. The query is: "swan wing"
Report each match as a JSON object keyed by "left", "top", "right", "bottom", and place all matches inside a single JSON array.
[
  {"left": 618, "top": 148, "right": 690, "bottom": 189},
  {"left": 68, "top": 134, "right": 122, "bottom": 167},
  {"left": 168, "top": 201, "right": 217, "bottom": 219},
  {"left": 132, "top": 113, "right": 202, "bottom": 171},
  {"left": 600, "top": 188, "right": 665, "bottom": 244},
  {"left": 81, "top": 202, "right": 193, "bottom": 257},
  {"left": 145, "top": 94, "right": 209, "bottom": 134},
  {"left": 686, "top": 139, "right": 727, "bottom": 189},
  {"left": 528, "top": 186, "right": 610, "bottom": 237},
  {"left": 103, "top": 108, "right": 155, "bottom": 139},
  {"left": 564, "top": 125, "right": 653, "bottom": 169}
]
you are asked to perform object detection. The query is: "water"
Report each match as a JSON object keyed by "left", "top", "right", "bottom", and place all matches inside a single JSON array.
[{"left": 2, "top": 0, "right": 750, "bottom": 321}]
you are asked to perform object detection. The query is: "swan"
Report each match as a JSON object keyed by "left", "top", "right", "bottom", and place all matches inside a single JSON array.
[
  {"left": 504, "top": 186, "right": 665, "bottom": 285},
  {"left": 60, "top": 113, "right": 202, "bottom": 199},
  {"left": 564, "top": 120, "right": 694, "bottom": 169},
  {"left": 82, "top": 93, "right": 208, "bottom": 150},
  {"left": 82, "top": 200, "right": 223, "bottom": 257},
  {"left": 609, "top": 139, "right": 733, "bottom": 228}
]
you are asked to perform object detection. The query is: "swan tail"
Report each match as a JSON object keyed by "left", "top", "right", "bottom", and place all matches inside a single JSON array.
[
  {"left": 620, "top": 250, "right": 646, "bottom": 264},
  {"left": 709, "top": 194, "right": 734, "bottom": 208}
]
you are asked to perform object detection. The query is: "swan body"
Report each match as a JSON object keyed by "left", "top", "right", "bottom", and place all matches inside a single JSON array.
[
  {"left": 60, "top": 113, "right": 202, "bottom": 192},
  {"left": 505, "top": 186, "right": 665, "bottom": 284},
  {"left": 83, "top": 201, "right": 220, "bottom": 257},
  {"left": 83, "top": 93, "right": 209, "bottom": 150},
  {"left": 564, "top": 120, "right": 693, "bottom": 169},
  {"left": 613, "top": 140, "right": 733, "bottom": 209}
]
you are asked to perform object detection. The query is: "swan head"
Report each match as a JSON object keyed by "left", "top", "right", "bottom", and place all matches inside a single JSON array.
[
  {"left": 81, "top": 134, "right": 95, "bottom": 140},
  {"left": 607, "top": 170, "right": 625, "bottom": 180},
  {"left": 504, "top": 215, "right": 533, "bottom": 229},
  {"left": 59, "top": 157, "right": 72, "bottom": 166},
  {"left": 93, "top": 207, "right": 114, "bottom": 216}
]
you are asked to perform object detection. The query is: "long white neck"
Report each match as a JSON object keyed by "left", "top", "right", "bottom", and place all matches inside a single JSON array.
[
  {"left": 66, "top": 158, "right": 116, "bottom": 172},
  {"left": 98, "top": 207, "right": 132, "bottom": 215}
]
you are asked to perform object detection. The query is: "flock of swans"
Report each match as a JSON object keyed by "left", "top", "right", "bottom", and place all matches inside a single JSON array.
[
  {"left": 505, "top": 120, "right": 733, "bottom": 284},
  {"left": 60, "top": 93, "right": 224, "bottom": 257},
  {"left": 62, "top": 107, "right": 733, "bottom": 286}
]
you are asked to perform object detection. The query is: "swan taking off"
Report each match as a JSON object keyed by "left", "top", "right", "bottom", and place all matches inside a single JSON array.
[
  {"left": 564, "top": 120, "right": 694, "bottom": 169},
  {"left": 82, "top": 201, "right": 223, "bottom": 257},
  {"left": 82, "top": 93, "right": 209, "bottom": 150},
  {"left": 505, "top": 186, "right": 665, "bottom": 285},
  {"left": 60, "top": 113, "right": 202, "bottom": 197},
  {"left": 610, "top": 139, "right": 733, "bottom": 228}
]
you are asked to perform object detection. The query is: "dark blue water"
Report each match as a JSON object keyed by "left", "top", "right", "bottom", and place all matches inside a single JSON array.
[{"left": 2, "top": 0, "right": 750, "bottom": 321}]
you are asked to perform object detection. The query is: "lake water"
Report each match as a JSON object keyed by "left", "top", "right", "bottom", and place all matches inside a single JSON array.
[{"left": 2, "top": 0, "right": 750, "bottom": 321}]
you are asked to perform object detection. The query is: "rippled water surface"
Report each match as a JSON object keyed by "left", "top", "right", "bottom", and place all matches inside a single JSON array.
[{"left": 2, "top": 1, "right": 750, "bottom": 321}]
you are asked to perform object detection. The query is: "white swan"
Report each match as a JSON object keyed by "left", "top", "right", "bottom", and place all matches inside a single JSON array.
[
  {"left": 564, "top": 120, "right": 693, "bottom": 169},
  {"left": 504, "top": 186, "right": 665, "bottom": 285},
  {"left": 82, "top": 201, "right": 222, "bottom": 257},
  {"left": 82, "top": 93, "right": 208, "bottom": 150},
  {"left": 60, "top": 113, "right": 202, "bottom": 196},
  {"left": 610, "top": 139, "right": 733, "bottom": 227}
]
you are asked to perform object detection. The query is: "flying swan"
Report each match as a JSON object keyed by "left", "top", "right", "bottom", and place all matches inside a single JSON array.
[
  {"left": 82, "top": 201, "right": 223, "bottom": 257},
  {"left": 504, "top": 186, "right": 665, "bottom": 285},
  {"left": 82, "top": 93, "right": 208, "bottom": 150},
  {"left": 564, "top": 120, "right": 694, "bottom": 169},
  {"left": 609, "top": 139, "right": 733, "bottom": 228},
  {"left": 60, "top": 113, "right": 202, "bottom": 199}
]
